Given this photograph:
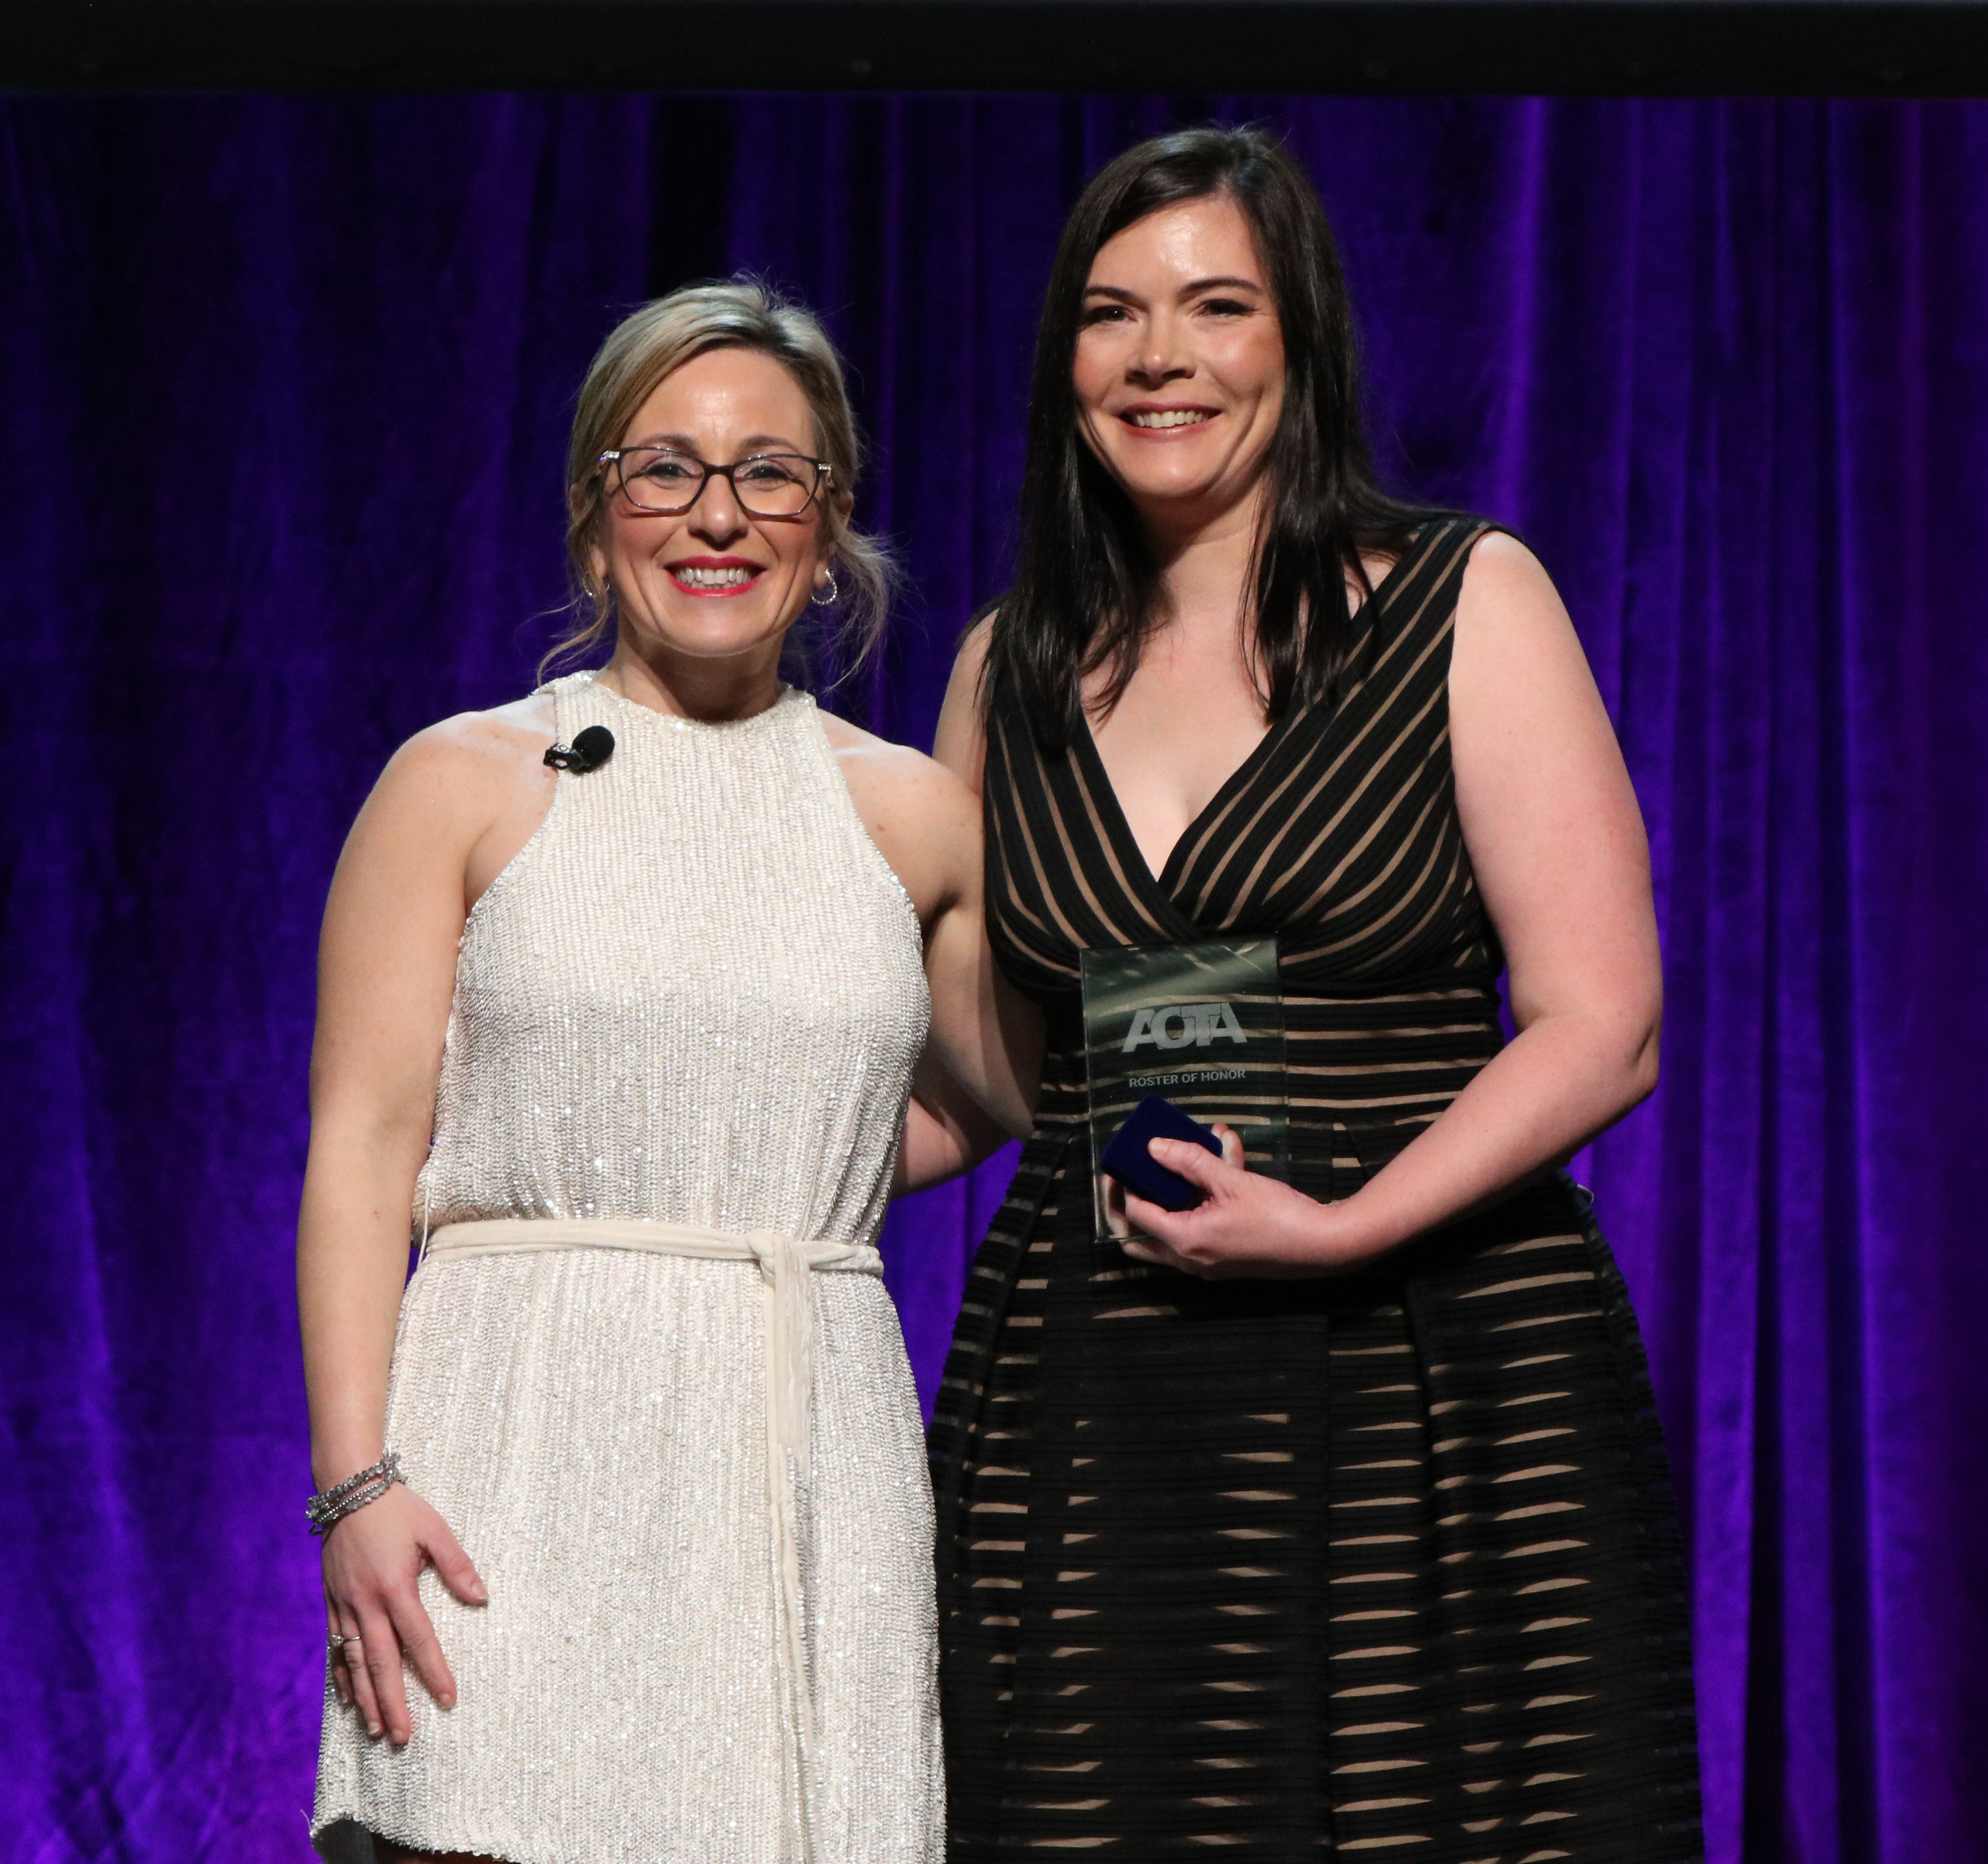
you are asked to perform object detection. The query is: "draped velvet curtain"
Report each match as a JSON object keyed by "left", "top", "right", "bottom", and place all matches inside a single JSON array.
[{"left": 2, "top": 93, "right": 1982, "bottom": 1863}]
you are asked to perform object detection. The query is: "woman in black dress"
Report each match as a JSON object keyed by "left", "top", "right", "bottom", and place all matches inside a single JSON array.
[{"left": 929, "top": 128, "right": 1703, "bottom": 1861}]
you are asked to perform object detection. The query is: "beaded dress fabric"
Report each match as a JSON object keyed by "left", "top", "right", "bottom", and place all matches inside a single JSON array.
[
  {"left": 929, "top": 519, "right": 1704, "bottom": 1862},
  {"left": 313, "top": 672, "right": 941, "bottom": 1864}
]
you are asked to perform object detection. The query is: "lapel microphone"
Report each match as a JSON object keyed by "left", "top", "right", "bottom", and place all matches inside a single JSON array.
[{"left": 542, "top": 725, "right": 616, "bottom": 774}]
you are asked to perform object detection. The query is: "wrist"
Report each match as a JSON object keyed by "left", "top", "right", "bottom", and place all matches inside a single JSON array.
[
  {"left": 1305, "top": 1188, "right": 1393, "bottom": 1268},
  {"left": 311, "top": 1441, "right": 387, "bottom": 1493},
  {"left": 306, "top": 1449, "right": 405, "bottom": 1537}
]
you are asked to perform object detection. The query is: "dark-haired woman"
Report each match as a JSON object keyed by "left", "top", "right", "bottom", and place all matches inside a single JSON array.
[{"left": 929, "top": 128, "right": 1703, "bottom": 1861}]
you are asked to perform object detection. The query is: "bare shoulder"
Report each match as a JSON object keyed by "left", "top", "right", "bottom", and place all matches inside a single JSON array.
[
  {"left": 1450, "top": 529, "right": 1621, "bottom": 794},
  {"left": 407, "top": 690, "right": 554, "bottom": 760},
  {"left": 362, "top": 692, "right": 557, "bottom": 832},
  {"left": 954, "top": 613, "right": 996, "bottom": 680},
  {"left": 390, "top": 692, "right": 552, "bottom": 773},
  {"left": 817, "top": 708, "right": 979, "bottom": 919},
  {"left": 1455, "top": 532, "right": 1569, "bottom": 633},
  {"left": 944, "top": 613, "right": 996, "bottom": 720},
  {"left": 1451, "top": 532, "right": 1591, "bottom": 691},
  {"left": 933, "top": 612, "right": 997, "bottom": 788},
  {"left": 817, "top": 709, "right": 977, "bottom": 830}
]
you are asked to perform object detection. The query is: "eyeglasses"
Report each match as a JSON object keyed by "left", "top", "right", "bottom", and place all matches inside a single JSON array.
[{"left": 599, "top": 446, "right": 833, "bottom": 518}]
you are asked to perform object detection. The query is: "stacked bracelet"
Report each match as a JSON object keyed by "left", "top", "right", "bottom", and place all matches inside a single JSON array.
[{"left": 306, "top": 1451, "right": 405, "bottom": 1536}]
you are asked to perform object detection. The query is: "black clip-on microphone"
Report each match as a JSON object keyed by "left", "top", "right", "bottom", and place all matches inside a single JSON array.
[{"left": 543, "top": 725, "right": 616, "bottom": 774}]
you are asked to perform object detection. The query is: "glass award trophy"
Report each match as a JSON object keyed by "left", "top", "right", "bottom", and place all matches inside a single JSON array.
[{"left": 1079, "top": 938, "right": 1288, "bottom": 1243}]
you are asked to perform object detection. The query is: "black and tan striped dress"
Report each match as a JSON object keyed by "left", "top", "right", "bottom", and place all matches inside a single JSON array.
[{"left": 929, "top": 518, "right": 1702, "bottom": 1862}]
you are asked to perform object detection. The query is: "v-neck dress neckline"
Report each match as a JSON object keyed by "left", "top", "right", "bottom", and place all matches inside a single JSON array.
[
  {"left": 1071, "top": 702, "right": 1300, "bottom": 919},
  {"left": 1066, "top": 531, "right": 1432, "bottom": 932}
]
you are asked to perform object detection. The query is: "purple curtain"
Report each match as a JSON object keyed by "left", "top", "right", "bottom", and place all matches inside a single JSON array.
[{"left": 3, "top": 93, "right": 1983, "bottom": 1864}]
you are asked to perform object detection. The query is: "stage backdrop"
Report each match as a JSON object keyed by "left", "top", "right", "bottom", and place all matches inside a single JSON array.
[{"left": 2, "top": 93, "right": 1983, "bottom": 1864}]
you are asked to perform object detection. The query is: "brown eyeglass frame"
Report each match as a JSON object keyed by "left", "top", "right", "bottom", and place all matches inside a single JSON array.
[{"left": 597, "top": 447, "right": 834, "bottom": 517}]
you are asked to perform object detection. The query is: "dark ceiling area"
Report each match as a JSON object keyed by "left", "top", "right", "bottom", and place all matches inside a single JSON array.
[{"left": 2, "top": 0, "right": 1983, "bottom": 96}]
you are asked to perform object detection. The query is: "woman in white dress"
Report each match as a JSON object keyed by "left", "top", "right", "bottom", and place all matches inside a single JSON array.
[{"left": 299, "top": 281, "right": 1027, "bottom": 1864}]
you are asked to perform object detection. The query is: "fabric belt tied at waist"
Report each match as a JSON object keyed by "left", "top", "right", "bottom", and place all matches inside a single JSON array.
[{"left": 424, "top": 1217, "right": 884, "bottom": 1864}]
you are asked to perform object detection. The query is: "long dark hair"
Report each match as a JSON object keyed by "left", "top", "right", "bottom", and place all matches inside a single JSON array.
[{"left": 989, "top": 125, "right": 1437, "bottom": 749}]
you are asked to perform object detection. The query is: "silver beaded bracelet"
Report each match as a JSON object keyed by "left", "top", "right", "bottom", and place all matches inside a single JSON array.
[{"left": 306, "top": 1450, "right": 405, "bottom": 1536}]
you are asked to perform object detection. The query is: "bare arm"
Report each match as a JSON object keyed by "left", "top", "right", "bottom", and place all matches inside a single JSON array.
[
  {"left": 1122, "top": 534, "right": 1661, "bottom": 1274},
  {"left": 298, "top": 704, "right": 552, "bottom": 1738},
  {"left": 901, "top": 809, "right": 1041, "bottom": 1187},
  {"left": 825, "top": 672, "right": 1040, "bottom": 1190},
  {"left": 930, "top": 614, "right": 995, "bottom": 796},
  {"left": 906, "top": 614, "right": 1047, "bottom": 1187},
  {"left": 886, "top": 810, "right": 1030, "bottom": 1193},
  {"left": 925, "top": 617, "right": 1051, "bottom": 1182}
]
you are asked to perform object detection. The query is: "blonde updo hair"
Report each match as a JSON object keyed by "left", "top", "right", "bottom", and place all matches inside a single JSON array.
[{"left": 546, "top": 278, "right": 894, "bottom": 679}]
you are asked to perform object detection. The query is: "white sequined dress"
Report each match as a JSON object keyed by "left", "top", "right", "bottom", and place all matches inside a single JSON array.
[{"left": 312, "top": 672, "right": 941, "bottom": 1864}]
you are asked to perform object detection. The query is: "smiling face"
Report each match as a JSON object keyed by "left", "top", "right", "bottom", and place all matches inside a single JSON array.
[
  {"left": 1072, "top": 193, "right": 1286, "bottom": 537},
  {"left": 592, "top": 345, "right": 833, "bottom": 673}
]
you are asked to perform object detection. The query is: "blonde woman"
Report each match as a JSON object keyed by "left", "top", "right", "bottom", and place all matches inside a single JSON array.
[{"left": 300, "top": 281, "right": 1026, "bottom": 1864}]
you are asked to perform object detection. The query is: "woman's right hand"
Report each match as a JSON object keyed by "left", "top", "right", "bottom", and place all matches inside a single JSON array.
[
  {"left": 299, "top": 715, "right": 527, "bottom": 1748},
  {"left": 322, "top": 1483, "right": 486, "bottom": 1744}
]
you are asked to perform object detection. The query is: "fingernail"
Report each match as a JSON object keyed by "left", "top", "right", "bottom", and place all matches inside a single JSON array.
[
  {"left": 366, "top": 1721, "right": 381, "bottom": 1737},
  {"left": 439, "top": 1693, "right": 456, "bottom": 1709}
]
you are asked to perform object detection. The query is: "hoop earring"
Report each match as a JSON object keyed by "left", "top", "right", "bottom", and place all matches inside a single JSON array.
[{"left": 812, "top": 568, "right": 840, "bottom": 607}]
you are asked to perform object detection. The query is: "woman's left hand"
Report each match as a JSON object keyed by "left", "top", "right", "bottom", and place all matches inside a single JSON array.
[{"left": 1118, "top": 1125, "right": 1380, "bottom": 1279}]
